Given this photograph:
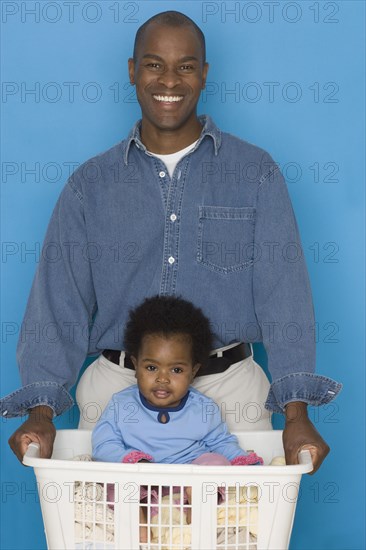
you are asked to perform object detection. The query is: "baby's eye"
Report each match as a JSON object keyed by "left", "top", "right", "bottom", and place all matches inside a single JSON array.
[
  {"left": 146, "top": 365, "right": 157, "bottom": 371},
  {"left": 172, "top": 367, "right": 183, "bottom": 374}
]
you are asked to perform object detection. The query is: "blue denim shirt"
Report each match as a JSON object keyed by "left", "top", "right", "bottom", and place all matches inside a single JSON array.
[{"left": 0, "top": 115, "right": 341, "bottom": 418}]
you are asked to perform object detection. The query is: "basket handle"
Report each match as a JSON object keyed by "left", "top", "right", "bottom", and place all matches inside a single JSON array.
[
  {"left": 298, "top": 448, "right": 313, "bottom": 470},
  {"left": 23, "top": 442, "right": 41, "bottom": 460}
]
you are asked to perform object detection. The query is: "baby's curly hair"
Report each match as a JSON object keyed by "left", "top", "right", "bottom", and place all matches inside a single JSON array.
[{"left": 124, "top": 295, "right": 213, "bottom": 368}]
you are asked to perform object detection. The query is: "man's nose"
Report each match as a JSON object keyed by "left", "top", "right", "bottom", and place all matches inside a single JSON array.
[{"left": 157, "top": 68, "right": 181, "bottom": 89}]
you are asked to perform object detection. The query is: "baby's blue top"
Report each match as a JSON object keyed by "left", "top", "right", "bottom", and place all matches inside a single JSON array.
[{"left": 92, "top": 385, "right": 247, "bottom": 463}]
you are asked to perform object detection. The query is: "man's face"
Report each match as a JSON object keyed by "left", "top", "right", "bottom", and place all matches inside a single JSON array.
[{"left": 128, "top": 23, "right": 208, "bottom": 133}]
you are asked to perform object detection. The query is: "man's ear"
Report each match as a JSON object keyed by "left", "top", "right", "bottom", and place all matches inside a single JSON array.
[
  {"left": 201, "top": 62, "right": 209, "bottom": 90},
  {"left": 128, "top": 58, "right": 135, "bottom": 85}
]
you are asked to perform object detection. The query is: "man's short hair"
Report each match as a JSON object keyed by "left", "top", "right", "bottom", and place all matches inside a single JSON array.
[
  {"left": 124, "top": 295, "right": 213, "bottom": 367},
  {"left": 133, "top": 11, "right": 206, "bottom": 63}
]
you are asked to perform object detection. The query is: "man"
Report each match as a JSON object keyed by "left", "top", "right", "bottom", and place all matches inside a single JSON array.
[{"left": 1, "top": 11, "right": 341, "bottom": 472}]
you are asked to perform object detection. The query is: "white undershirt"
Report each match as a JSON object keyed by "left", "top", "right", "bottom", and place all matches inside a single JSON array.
[{"left": 149, "top": 140, "right": 199, "bottom": 178}]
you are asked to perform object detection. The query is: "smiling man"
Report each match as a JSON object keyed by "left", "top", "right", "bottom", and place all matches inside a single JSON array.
[
  {"left": 1, "top": 11, "right": 341, "bottom": 472},
  {"left": 128, "top": 19, "right": 208, "bottom": 152}
]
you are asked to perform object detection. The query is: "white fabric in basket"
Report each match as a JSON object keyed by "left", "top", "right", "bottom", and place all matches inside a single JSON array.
[
  {"left": 72, "top": 454, "right": 284, "bottom": 548},
  {"left": 73, "top": 478, "right": 258, "bottom": 549}
]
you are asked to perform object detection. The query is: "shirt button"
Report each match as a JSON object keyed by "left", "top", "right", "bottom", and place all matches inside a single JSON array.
[
  {"left": 168, "top": 256, "right": 175, "bottom": 265},
  {"left": 159, "top": 171, "right": 166, "bottom": 178},
  {"left": 170, "top": 214, "right": 177, "bottom": 222}
]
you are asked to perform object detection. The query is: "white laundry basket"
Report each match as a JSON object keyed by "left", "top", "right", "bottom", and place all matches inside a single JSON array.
[{"left": 23, "top": 429, "right": 312, "bottom": 550}]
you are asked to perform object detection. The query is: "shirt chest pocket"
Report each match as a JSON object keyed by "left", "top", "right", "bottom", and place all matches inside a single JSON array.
[{"left": 196, "top": 206, "right": 256, "bottom": 275}]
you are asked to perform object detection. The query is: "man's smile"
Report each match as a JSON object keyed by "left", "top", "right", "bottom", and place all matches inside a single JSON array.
[{"left": 152, "top": 94, "right": 184, "bottom": 103}]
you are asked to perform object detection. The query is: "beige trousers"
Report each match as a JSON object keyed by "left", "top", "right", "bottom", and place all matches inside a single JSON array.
[{"left": 76, "top": 351, "right": 272, "bottom": 432}]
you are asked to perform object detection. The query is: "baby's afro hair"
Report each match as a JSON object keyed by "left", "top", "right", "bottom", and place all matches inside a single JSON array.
[{"left": 124, "top": 295, "right": 214, "bottom": 368}]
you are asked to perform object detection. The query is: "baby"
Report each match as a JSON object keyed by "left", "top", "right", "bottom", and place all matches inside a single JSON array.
[{"left": 92, "top": 295, "right": 262, "bottom": 542}]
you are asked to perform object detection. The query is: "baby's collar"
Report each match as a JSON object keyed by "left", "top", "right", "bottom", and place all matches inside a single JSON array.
[{"left": 138, "top": 391, "right": 190, "bottom": 424}]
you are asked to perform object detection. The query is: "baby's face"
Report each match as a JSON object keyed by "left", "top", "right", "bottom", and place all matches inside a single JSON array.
[{"left": 132, "top": 333, "right": 200, "bottom": 408}]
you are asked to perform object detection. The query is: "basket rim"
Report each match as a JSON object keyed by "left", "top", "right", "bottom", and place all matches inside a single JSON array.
[{"left": 23, "top": 429, "right": 313, "bottom": 475}]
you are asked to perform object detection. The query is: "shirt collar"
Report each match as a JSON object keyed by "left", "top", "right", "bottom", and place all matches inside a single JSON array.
[{"left": 122, "top": 114, "right": 221, "bottom": 165}]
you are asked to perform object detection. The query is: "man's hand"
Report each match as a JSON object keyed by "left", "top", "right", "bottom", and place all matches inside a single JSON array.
[
  {"left": 8, "top": 405, "right": 56, "bottom": 463},
  {"left": 283, "top": 401, "right": 330, "bottom": 474}
]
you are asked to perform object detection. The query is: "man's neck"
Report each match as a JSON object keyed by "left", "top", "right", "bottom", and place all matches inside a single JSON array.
[{"left": 140, "top": 117, "right": 203, "bottom": 154}]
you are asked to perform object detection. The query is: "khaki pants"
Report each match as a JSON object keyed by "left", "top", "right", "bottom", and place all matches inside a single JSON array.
[{"left": 76, "top": 351, "right": 272, "bottom": 432}]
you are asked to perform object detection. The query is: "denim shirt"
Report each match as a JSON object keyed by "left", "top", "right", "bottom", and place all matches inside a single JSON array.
[{"left": 0, "top": 115, "right": 341, "bottom": 418}]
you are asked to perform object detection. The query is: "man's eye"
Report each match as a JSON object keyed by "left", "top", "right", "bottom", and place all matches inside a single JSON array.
[
  {"left": 146, "top": 63, "right": 161, "bottom": 69},
  {"left": 179, "top": 65, "right": 194, "bottom": 71}
]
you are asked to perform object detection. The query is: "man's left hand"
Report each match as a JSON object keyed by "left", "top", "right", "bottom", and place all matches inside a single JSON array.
[{"left": 283, "top": 401, "right": 330, "bottom": 474}]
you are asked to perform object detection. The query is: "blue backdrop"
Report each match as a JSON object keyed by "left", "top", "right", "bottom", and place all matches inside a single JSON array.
[{"left": 1, "top": 1, "right": 365, "bottom": 549}]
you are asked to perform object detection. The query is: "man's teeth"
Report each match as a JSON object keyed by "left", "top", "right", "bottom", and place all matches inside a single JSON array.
[{"left": 153, "top": 95, "right": 183, "bottom": 103}]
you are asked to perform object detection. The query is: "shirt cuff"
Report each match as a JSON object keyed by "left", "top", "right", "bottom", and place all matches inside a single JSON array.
[
  {"left": 265, "top": 372, "right": 342, "bottom": 413},
  {"left": 0, "top": 382, "right": 74, "bottom": 419}
]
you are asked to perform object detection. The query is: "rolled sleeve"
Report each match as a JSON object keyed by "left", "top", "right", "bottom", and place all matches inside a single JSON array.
[
  {"left": 0, "top": 382, "right": 74, "bottom": 419},
  {"left": 265, "top": 372, "right": 342, "bottom": 413}
]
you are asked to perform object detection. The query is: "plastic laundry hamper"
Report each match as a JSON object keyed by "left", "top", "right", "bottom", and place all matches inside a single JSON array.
[{"left": 23, "top": 429, "right": 312, "bottom": 550}]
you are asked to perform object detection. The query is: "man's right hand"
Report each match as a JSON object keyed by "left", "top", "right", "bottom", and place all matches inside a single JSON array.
[{"left": 8, "top": 405, "right": 56, "bottom": 463}]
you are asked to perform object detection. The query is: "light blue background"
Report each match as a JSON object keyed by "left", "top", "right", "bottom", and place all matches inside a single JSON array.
[{"left": 1, "top": 1, "right": 365, "bottom": 549}]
